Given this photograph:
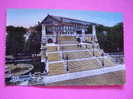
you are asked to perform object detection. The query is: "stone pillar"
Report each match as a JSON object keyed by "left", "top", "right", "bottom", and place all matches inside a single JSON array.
[
  {"left": 53, "top": 31, "right": 56, "bottom": 43},
  {"left": 92, "top": 25, "right": 96, "bottom": 36},
  {"left": 73, "top": 32, "right": 76, "bottom": 36},
  {"left": 92, "top": 25, "right": 97, "bottom": 41},
  {"left": 41, "top": 24, "right": 46, "bottom": 44},
  {"left": 56, "top": 32, "right": 59, "bottom": 44},
  {"left": 41, "top": 24, "right": 48, "bottom": 73},
  {"left": 82, "top": 29, "right": 85, "bottom": 42}
]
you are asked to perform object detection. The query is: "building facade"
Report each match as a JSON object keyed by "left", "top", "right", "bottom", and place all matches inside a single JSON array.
[{"left": 41, "top": 15, "right": 97, "bottom": 44}]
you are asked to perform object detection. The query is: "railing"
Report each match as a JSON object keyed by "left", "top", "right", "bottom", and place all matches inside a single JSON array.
[{"left": 108, "top": 52, "right": 124, "bottom": 64}]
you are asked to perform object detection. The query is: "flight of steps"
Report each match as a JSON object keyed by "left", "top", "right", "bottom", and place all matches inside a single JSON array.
[
  {"left": 48, "top": 62, "right": 65, "bottom": 76},
  {"left": 45, "top": 35, "right": 115, "bottom": 76},
  {"left": 64, "top": 51, "right": 93, "bottom": 59},
  {"left": 48, "top": 53, "right": 61, "bottom": 61},
  {"left": 59, "top": 40, "right": 78, "bottom": 44},
  {"left": 47, "top": 46, "right": 58, "bottom": 52},
  {"left": 60, "top": 45, "right": 86, "bottom": 51},
  {"left": 68, "top": 59, "right": 101, "bottom": 73},
  {"left": 58, "top": 36, "right": 78, "bottom": 44},
  {"left": 59, "top": 36, "right": 76, "bottom": 41}
]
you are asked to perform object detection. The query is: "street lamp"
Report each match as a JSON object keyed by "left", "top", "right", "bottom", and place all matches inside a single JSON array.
[
  {"left": 92, "top": 35, "right": 95, "bottom": 56},
  {"left": 101, "top": 53, "right": 104, "bottom": 67},
  {"left": 92, "top": 43, "right": 95, "bottom": 56},
  {"left": 62, "top": 46, "right": 64, "bottom": 60},
  {"left": 65, "top": 55, "right": 69, "bottom": 72}
]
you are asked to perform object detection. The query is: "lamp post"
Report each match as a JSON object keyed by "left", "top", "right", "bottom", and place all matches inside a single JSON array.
[
  {"left": 62, "top": 46, "right": 64, "bottom": 60},
  {"left": 66, "top": 55, "right": 69, "bottom": 72},
  {"left": 92, "top": 25, "right": 96, "bottom": 56},
  {"left": 92, "top": 42, "right": 95, "bottom": 56},
  {"left": 101, "top": 53, "right": 104, "bottom": 67}
]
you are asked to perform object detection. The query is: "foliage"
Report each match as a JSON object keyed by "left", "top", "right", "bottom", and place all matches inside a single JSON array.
[
  {"left": 96, "top": 23, "right": 124, "bottom": 53},
  {"left": 34, "top": 24, "right": 42, "bottom": 32},
  {"left": 6, "top": 25, "right": 42, "bottom": 57},
  {"left": 6, "top": 26, "right": 26, "bottom": 56},
  {"left": 87, "top": 25, "right": 92, "bottom": 34}
]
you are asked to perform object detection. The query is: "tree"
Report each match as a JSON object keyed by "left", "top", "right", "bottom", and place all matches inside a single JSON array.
[
  {"left": 6, "top": 26, "right": 26, "bottom": 56},
  {"left": 96, "top": 22, "right": 124, "bottom": 53},
  {"left": 87, "top": 25, "right": 92, "bottom": 34}
]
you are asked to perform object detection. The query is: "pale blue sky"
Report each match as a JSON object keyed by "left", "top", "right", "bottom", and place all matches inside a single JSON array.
[{"left": 7, "top": 9, "right": 123, "bottom": 28}]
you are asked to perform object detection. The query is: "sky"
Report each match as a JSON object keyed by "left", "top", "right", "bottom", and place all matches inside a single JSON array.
[{"left": 7, "top": 9, "right": 123, "bottom": 28}]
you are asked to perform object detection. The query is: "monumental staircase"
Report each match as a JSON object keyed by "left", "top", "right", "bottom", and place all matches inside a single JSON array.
[{"left": 42, "top": 35, "right": 115, "bottom": 76}]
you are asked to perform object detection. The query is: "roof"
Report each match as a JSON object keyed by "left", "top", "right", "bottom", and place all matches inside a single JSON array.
[{"left": 42, "top": 15, "right": 96, "bottom": 25}]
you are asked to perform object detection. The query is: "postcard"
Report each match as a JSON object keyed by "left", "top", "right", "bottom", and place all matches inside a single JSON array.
[{"left": 5, "top": 9, "right": 125, "bottom": 86}]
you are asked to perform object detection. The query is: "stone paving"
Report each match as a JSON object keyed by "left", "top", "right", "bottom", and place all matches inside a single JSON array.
[{"left": 47, "top": 70, "right": 125, "bottom": 86}]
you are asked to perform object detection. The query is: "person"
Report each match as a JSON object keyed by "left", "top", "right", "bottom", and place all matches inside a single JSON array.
[
  {"left": 92, "top": 44, "right": 95, "bottom": 56},
  {"left": 101, "top": 59, "right": 104, "bottom": 67},
  {"left": 41, "top": 62, "right": 47, "bottom": 73},
  {"left": 79, "top": 44, "right": 82, "bottom": 48},
  {"left": 101, "top": 52, "right": 104, "bottom": 56},
  {"left": 86, "top": 44, "right": 87, "bottom": 49}
]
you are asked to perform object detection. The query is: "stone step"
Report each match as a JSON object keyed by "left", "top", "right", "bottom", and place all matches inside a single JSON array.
[
  {"left": 60, "top": 45, "right": 86, "bottom": 51},
  {"left": 64, "top": 51, "right": 93, "bottom": 60},
  {"left": 59, "top": 40, "right": 78, "bottom": 44},
  {"left": 48, "top": 53, "right": 61, "bottom": 61},
  {"left": 48, "top": 62, "right": 65, "bottom": 76},
  {"left": 47, "top": 46, "right": 58, "bottom": 52},
  {"left": 59, "top": 36, "right": 76, "bottom": 41},
  {"left": 68, "top": 59, "right": 101, "bottom": 73}
]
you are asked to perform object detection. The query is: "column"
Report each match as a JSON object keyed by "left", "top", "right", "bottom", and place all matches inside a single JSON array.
[
  {"left": 82, "top": 29, "right": 85, "bottom": 42},
  {"left": 41, "top": 24, "right": 48, "bottom": 73},
  {"left": 41, "top": 24, "right": 46, "bottom": 44},
  {"left": 92, "top": 25, "right": 97, "bottom": 41},
  {"left": 53, "top": 31, "right": 56, "bottom": 43},
  {"left": 92, "top": 25, "right": 96, "bottom": 36},
  {"left": 53, "top": 27, "right": 56, "bottom": 36}
]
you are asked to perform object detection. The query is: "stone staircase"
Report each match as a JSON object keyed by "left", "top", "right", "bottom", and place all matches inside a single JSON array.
[
  {"left": 48, "top": 62, "right": 65, "bottom": 76},
  {"left": 48, "top": 53, "right": 61, "bottom": 61},
  {"left": 64, "top": 51, "right": 93, "bottom": 59},
  {"left": 58, "top": 36, "right": 78, "bottom": 44},
  {"left": 60, "top": 45, "right": 86, "bottom": 51},
  {"left": 68, "top": 59, "right": 101, "bottom": 73},
  {"left": 47, "top": 46, "right": 58, "bottom": 52},
  {"left": 44, "top": 35, "right": 115, "bottom": 76},
  {"left": 59, "top": 36, "right": 76, "bottom": 41},
  {"left": 59, "top": 40, "right": 78, "bottom": 44}
]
